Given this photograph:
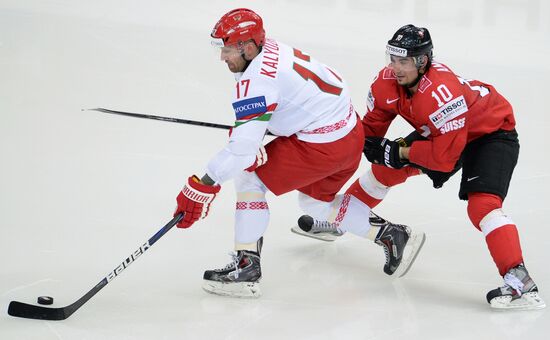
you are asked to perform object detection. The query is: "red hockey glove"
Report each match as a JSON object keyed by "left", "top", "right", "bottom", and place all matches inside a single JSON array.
[
  {"left": 245, "top": 145, "right": 268, "bottom": 172},
  {"left": 174, "top": 175, "right": 221, "bottom": 228}
]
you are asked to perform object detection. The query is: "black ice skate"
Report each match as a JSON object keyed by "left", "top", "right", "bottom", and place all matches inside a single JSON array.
[
  {"left": 202, "top": 237, "right": 263, "bottom": 298},
  {"left": 368, "top": 211, "right": 389, "bottom": 228},
  {"left": 486, "top": 264, "right": 545, "bottom": 310},
  {"left": 290, "top": 215, "right": 344, "bottom": 242},
  {"left": 373, "top": 213, "right": 426, "bottom": 277}
]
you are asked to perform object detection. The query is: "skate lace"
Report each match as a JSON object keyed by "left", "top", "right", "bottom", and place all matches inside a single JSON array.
[
  {"left": 313, "top": 220, "right": 337, "bottom": 232},
  {"left": 222, "top": 252, "right": 242, "bottom": 279},
  {"left": 375, "top": 227, "right": 391, "bottom": 264},
  {"left": 504, "top": 272, "right": 524, "bottom": 296},
  {"left": 381, "top": 245, "right": 390, "bottom": 264}
]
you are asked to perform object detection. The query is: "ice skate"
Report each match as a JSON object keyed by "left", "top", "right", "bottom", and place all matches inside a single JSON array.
[
  {"left": 486, "top": 264, "right": 545, "bottom": 310},
  {"left": 374, "top": 215, "right": 426, "bottom": 277},
  {"left": 368, "top": 211, "right": 389, "bottom": 228},
  {"left": 291, "top": 211, "right": 386, "bottom": 242},
  {"left": 202, "top": 238, "right": 263, "bottom": 298},
  {"left": 290, "top": 215, "right": 344, "bottom": 242}
]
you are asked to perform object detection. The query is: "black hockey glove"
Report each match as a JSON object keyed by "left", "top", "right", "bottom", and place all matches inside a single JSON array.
[
  {"left": 423, "top": 168, "right": 457, "bottom": 189},
  {"left": 411, "top": 160, "right": 462, "bottom": 189},
  {"left": 363, "top": 137, "right": 408, "bottom": 169},
  {"left": 386, "top": 129, "right": 462, "bottom": 189}
]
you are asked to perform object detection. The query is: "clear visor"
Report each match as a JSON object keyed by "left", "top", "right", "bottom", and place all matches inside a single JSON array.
[
  {"left": 385, "top": 51, "right": 418, "bottom": 71},
  {"left": 210, "top": 38, "right": 243, "bottom": 61}
]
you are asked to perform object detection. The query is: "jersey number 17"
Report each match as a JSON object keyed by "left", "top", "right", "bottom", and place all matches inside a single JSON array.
[{"left": 292, "top": 48, "right": 343, "bottom": 96}]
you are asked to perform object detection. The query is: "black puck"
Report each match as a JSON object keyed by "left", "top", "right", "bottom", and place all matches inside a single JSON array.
[{"left": 37, "top": 296, "right": 54, "bottom": 305}]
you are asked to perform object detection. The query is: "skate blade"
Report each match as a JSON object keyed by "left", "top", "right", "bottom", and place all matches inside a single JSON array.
[
  {"left": 490, "top": 292, "right": 546, "bottom": 311},
  {"left": 202, "top": 280, "right": 262, "bottom": 298},
  {"left": 394, "top": 230, "right": 426, "bottom": 278},
  {"left": 290, "top": 226, "right": 342, "bottom": 242}
]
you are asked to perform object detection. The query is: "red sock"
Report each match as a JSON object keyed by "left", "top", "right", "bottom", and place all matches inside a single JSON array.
[
  {"left": 345, "top": 179, "right": 381, "bottom": 208},
  {"left": 485, "top": 224, "right": 523, "bottom": 276},
  {"left": 468, "top": 192, "right": 524, "bottom": 276}
]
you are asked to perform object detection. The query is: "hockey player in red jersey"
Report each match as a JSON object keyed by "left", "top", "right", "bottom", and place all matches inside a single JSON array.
[
  {"left": 172, "top": 9, "right": 423, "bottom": 298},
  {"left": 298, "top": 24, "right": 544, "bottom": 310}
]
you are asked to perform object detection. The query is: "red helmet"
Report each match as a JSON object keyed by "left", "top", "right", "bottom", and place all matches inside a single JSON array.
[{"left": 211, "top": 8, "right": 265, "bottom": 47}]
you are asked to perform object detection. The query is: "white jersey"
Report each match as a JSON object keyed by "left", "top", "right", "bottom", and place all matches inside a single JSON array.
[{"left": 206, "top": 39, "right": 356, "bottom": 184}]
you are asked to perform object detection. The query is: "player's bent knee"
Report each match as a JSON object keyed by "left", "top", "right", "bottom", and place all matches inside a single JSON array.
[
  {"left": 467, "top": 192, "right": 504, "bottom": 230},
  {"left": 478, "top": 208, "right": 515, "bottom": 237},
  {"left": 357, "top": 169, "right": 389, "bottom": 201},
  {"left": 234, "top": 171, "right": 268, "bottom": 194}
]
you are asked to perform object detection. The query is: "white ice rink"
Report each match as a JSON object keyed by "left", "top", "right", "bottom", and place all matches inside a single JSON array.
[{"left": 1, "top": 1, "right": 549, "bottom": 339}]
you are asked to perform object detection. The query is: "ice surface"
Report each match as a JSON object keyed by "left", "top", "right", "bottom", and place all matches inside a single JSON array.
[{"left": 1, "top": 1, "right": 549, "bottom": 339}]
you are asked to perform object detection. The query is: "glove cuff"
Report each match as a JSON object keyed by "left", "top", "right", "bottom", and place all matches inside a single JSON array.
[{"left": 184, "top": 175, "right": 221, "bottom": 201}]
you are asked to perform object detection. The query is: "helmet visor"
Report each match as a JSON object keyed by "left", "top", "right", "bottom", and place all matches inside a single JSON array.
[
  {"left": 211, "top": 38, "right": 243, "bottom": 61},
  {"left": 386, "top": 52, "right": 418, "bottom": 72}
]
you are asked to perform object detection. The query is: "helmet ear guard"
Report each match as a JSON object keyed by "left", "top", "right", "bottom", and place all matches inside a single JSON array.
[{"left": 413, "top": 55, "right": 429, "bottom": 70}]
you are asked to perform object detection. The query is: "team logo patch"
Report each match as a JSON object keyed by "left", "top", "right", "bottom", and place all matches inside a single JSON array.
[
  {"left": 382, "top": 68, "right": 397, "bottom": 80},
  {"left": 429, "top": 95, "right": 468, "bottom": 129},
  {"left": 232, "top": 96, "right": 267, "bottom": 120},
  {"left": 366, "top": 88, "right": 375, "bottom": 111},
  {"left": 417, "top": 76, "right": 432, "bottom": 93}
]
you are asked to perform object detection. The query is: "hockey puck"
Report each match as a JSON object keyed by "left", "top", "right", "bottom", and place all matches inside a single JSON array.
[{"left": 37, "top": 296, "right": 54, "bottom": 305}]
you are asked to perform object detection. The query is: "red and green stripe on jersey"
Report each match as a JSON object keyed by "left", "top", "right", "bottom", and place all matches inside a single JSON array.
[{"left": 232, "top": 95, "right": 277, "bottom": 127}]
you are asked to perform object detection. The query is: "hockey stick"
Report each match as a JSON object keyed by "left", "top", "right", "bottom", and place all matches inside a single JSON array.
[
  {"left": 85, "top": 107, "right": 275, "bottom": 136},
  {"left": 7, "top": 213, "right": 183, "bottom": 320}
]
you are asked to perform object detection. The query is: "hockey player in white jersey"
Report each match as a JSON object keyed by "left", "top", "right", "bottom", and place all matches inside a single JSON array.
[{"left": 173, "top": 8, "right": 420, "bottom": 298}]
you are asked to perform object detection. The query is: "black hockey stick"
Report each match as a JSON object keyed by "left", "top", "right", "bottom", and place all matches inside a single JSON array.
[
  {"left": 7, "top": 213, "right": 183, "bottom": 320},
  {"left": 85, "top": 107, "right": 275, "bottom": 136}
]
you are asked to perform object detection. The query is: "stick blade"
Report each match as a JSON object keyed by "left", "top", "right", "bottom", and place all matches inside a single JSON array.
[{"left": 8, "top": 301, "right": 68, "bottom": 320}]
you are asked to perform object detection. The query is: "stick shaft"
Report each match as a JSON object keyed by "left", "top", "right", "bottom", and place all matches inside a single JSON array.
[{"left": 86, "top": 107, "right": 275, "bottom": 136}]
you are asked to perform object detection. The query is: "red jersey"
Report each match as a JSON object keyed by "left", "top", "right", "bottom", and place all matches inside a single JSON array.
[{"left": 362, "top": 62, "right": 516, "bottom": 172}]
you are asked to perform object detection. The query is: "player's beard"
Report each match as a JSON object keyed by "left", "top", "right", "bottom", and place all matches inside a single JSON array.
[
  {"left": 396, "top": 72, "right": 421, "bottom": 89},
  {"left": 226, "top": 57, "right": 247, "bottom": 73},
  {"left": 395, "top": 74, "right": 412, "bottom": 87}
]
